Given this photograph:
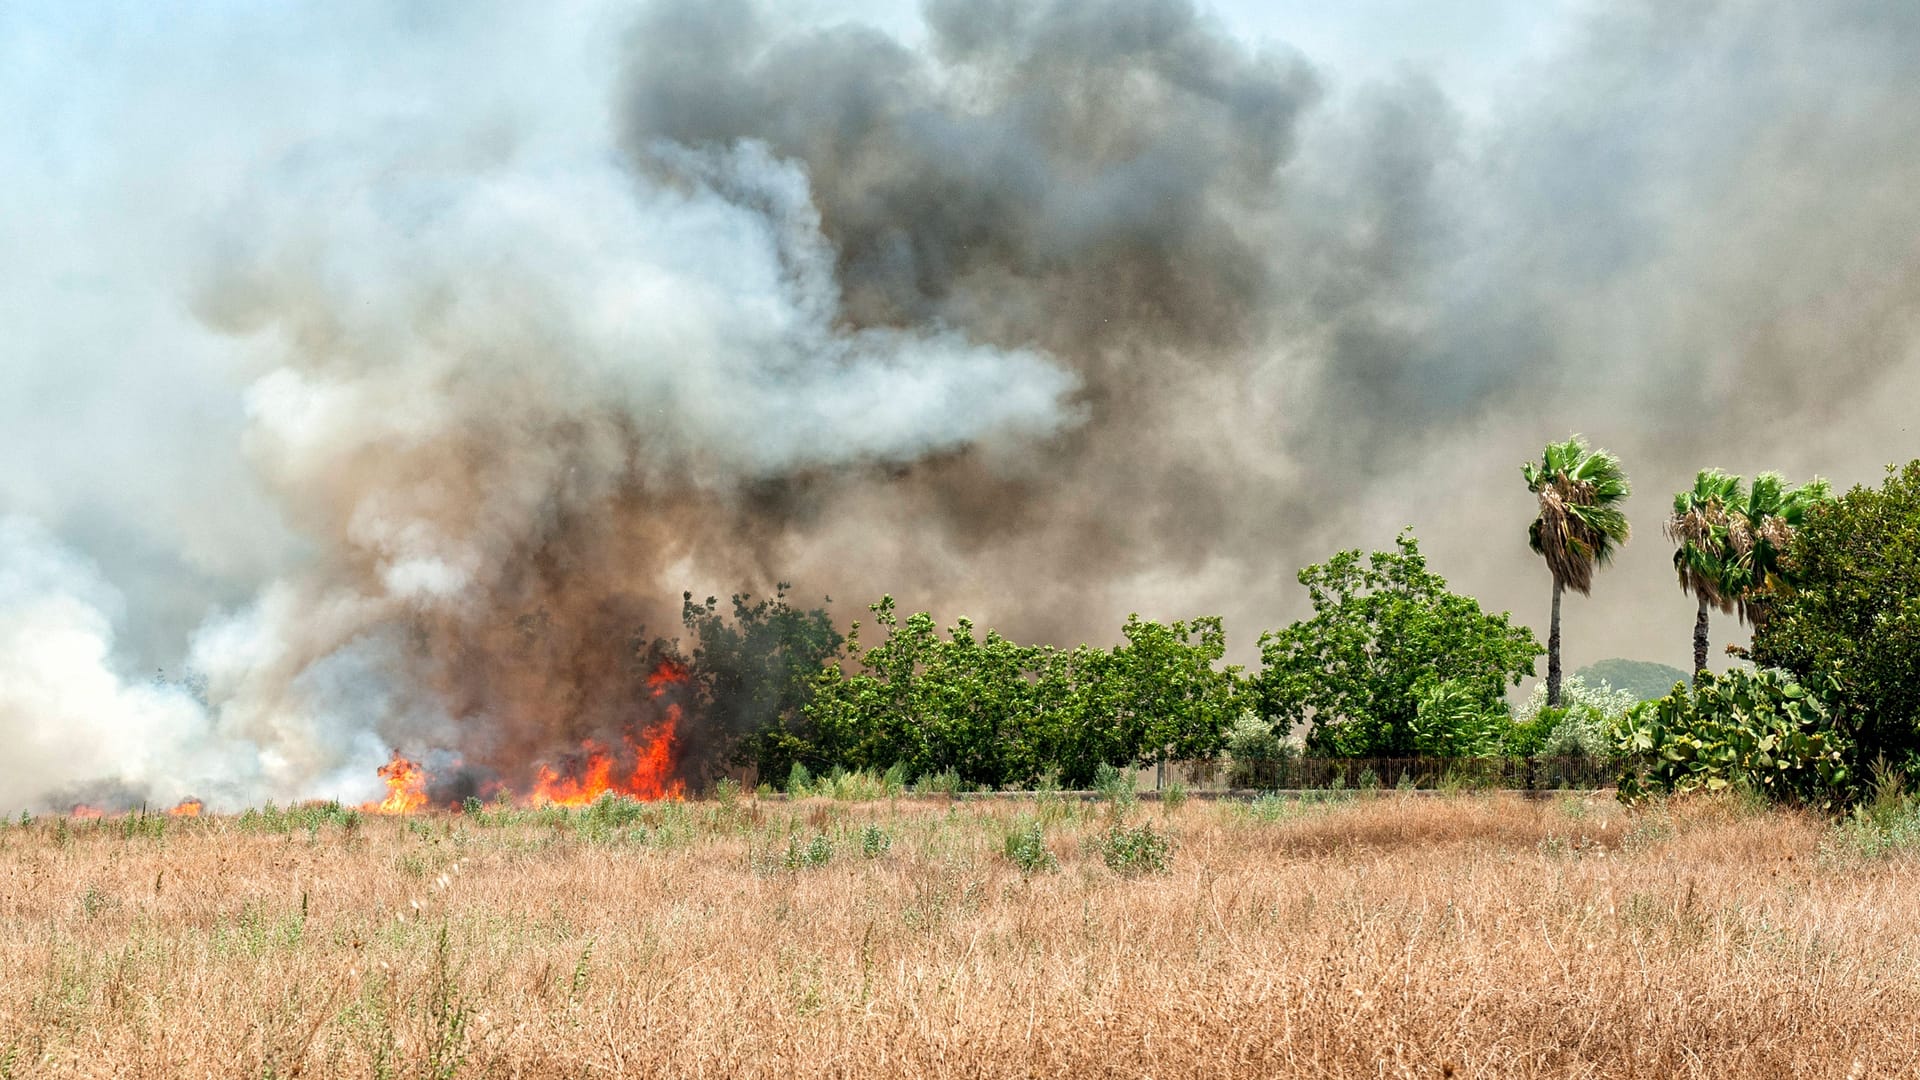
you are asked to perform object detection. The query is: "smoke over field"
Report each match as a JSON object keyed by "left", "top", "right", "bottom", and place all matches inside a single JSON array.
[{"left": 3, "top": 0, "right": 1919, "bottom": 810}]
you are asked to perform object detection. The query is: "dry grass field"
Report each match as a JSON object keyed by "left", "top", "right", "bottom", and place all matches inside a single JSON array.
[{"left": 1, "top": 790, "right": 1915, "bottom": 1078}]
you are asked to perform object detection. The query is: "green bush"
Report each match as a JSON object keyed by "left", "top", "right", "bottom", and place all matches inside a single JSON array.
[
  {"left": 681, "top": 587, "right": 844, "bottom": 789},
  {"left": 801, "top": 598, "right": 1241, "bottom": 791},
  {"left": 1161, "top": 778, "right": 1188, "bottom": 813},
  {"left": 1002, "top": 820, "right": 1059, "bottom": 875},
  {"left": 881, "top": 762, "right": 909, "bottom": 797},
  {"left": 1753, "top": 461, "right": 1920, "bottom": 775},
  {"left": 783, "top": 833, "right": 834, "bottom": 869},
  {"left": 1829, "top": 763, "right": 1920, "bottom": 858},
  {"left": 1224, "top": 712, "right": 1292, "bottom": 786},
  {"left": 1615, "top": 668, "right": 1852, "bottom": 808},
  {"left": 785, "top": 762, "right": 813, "bottom": 797},
  {"left": 1408, "top": 675, "right": 1509, "bottom": 757},
  {"left": 857, "top": 823, "right": 892, "bottom": 859},
  {"left": 1092, "top": 762, "right": 1136, "bottom": 812},
  {"left": 1513, "top": 674, "right": 1639, "bottom": 760},
  {"left": 912, "top": 768, "right": 964, "bottom": 796},
  {"left": 1095, "top": 822, "right": 1173, "bottom": 875}
]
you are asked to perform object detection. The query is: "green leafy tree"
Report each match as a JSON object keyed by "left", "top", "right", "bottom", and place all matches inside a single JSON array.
[
  {"left": 1523, "top": 436, "right": 1632, "bottom": 705},
  {"left": 1254, "top": 530, "right": 1541, "bottom": 756},
  {"left": 804, "top": 599, "right": 1044, "bottom": 786},
  {"left": 682, "top": 586, "right": 844, "bottom": 782},
  {"left": 1752, "top": 461, "right": 1920, "bottom": 773},
  {"left": 1665, "top": 469, "right": 1743, "bottom": 677},
  {"left": 1041, "top": 615, "right": 1242, "bottom": 787},
  {"left": 804, "top": 600, "right": 1240, "bottom": 789}
]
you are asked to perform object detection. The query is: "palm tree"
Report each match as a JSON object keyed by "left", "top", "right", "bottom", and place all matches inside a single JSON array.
[
  {"left": 1728, "top": 472, "right": 1833, "bottom": 633},
  {"left": 1524, "top": 436, "right": 1632, "bottom": 706},
  {"left": 1665, "top": 469, "right": 1743, "bottom": 676}
]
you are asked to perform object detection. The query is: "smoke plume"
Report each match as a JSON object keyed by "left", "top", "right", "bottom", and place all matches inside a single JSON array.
[{"left": 3, "top": 0, "right": 1919, "bottom": 809}]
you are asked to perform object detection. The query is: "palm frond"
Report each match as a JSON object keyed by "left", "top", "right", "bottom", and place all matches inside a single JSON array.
[
  {"left": 1524, "top": 434, "right": 1633, "bottom": 594},
  {"left": 1665, "top": 468, "right": 1743, "bottom": 610}
]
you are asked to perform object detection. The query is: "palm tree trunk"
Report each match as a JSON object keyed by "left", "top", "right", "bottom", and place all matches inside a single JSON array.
[
  {"left": 1547, "top": 579, "right": 1563, "bottom": 707},
  {"left": 1693, "top": 595, "right": 1710, "bottom": 677}
]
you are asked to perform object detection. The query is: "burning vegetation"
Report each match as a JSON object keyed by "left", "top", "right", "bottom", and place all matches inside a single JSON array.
[{"left": 364, "top": 659, "right": 691, "bottom": 813}]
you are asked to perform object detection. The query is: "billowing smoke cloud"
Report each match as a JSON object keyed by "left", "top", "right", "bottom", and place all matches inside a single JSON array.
[
  {"left": 614, "top": 0, "right": 1920, "bottom": 658},
  {"left": 0, "top": 517, "right": 249, "bottom": 810},
  {"left": 187, "top": 132, "right": 1074, "bottom": 799},
  {"left": 3, "top": 0, "right": 1919, "bottom": 810}
]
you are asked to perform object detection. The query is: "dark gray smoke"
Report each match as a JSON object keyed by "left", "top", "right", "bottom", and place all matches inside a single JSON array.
[
  {"left": 617, "top": 0, "right": 1920, "bottom": 657},
  {"left": 3, "top": 0, "right": 1918, "bottom": 810}
]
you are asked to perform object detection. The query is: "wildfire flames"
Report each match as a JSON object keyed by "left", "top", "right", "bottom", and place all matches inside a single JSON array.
[
  {"left": 367, "top": 751, "right": 429, "bottom": 815},
  {"left": 365, "top": 660, "right": 689, "bottom": 813},
  {"left": 169, "top": 798, "right": 204, "bottom": 817}
]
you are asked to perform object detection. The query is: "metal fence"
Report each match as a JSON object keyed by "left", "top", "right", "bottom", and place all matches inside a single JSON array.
[{"left": 1210, "top": 755, "right": 1617, "bottom": 791}]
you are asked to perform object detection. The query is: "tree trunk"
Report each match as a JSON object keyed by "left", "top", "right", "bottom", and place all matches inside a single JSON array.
[
  {"left": 1693, "top": 595, "right": 1711, "bottom": 677},
  {"left": 1547, "top": 578, "right": 1564, "bottom": 707}
]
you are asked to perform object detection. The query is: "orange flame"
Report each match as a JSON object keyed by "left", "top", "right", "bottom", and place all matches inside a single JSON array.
[
  {"left": 70, "top": 805, "right": 105, "bottom": 819},
  {"left": 168, "top": 798, "right": 204, "bottom": 818},
  {"left": 364, "top": 661, "right": 689, "bottom": 813},
  {"left": 366, "top": 752, "right": 429, "bottom": 814},
  {"left": 531, "top": 706, "right": 685, "bottom": 806},
  {"left": 646, "top": 660, "right": 688, "bottom": 695}
]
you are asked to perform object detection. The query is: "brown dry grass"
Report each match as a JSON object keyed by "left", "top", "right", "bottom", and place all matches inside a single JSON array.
[{"left": 0, "top": 791, "right": 1914, "bottom": 1078}]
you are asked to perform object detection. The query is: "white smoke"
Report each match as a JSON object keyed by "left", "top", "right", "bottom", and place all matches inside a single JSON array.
[{"left": 0, "top": 517, "right": 256, "bottom": 811}]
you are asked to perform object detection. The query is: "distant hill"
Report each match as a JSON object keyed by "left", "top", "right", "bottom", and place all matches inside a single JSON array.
[{"left": 1574, "top": 659, "right": 1691, "bottom": 701}]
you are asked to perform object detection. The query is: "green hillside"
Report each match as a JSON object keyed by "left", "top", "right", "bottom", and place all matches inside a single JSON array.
[{"left": 1574, "top": 659, "right": 1691, "bottom": 701}]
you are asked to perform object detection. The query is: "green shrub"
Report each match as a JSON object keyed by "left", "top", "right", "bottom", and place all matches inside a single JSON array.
[
  {"left": 857, "top": 823, "right": 892, "bottom": 858},
  {"left": 1237, "top": 793, "right": 1295, "bottom": 822},
  {"left": 823, "top": 768, "right": 889, "bottom": 801},
  {"left": 1753, "top": 461, "right": 1920, "bottom": 774},
  {"left": 881, "top": 762, "right": 909, "bottom": 797},
  {"left": 1095, "top": 821, "right": 1173, "bottom": 875},
  {"left": 783, "top": 833, "right": 833, "bottom": 869},
  {"left": 681, "top": 586, "right": 844, "bottom": 792},
  {"left": 1161, "top": 778, "right": 1188, "bottom": 813},
  {"left": 912, "top": 768, "right": 963, "bottom": 796},
  {"left": 785, "top": 762, "right": 813, "bottom": 797},
  {"left": 799, "top": 598, "right": 1240, "bottom": 791},
  {"left": 1616, "top": 668, "right": 1852, "bottom": 808},
  {"left": 1828, "top": 761, "right": 1920, "bottom": 859},
  {"left": 1002, "top": 820, "right": 1059, "bottom": 875},
  {"left": 1224, "top": 712, "right": 1290, "bottom": 787},
  {"left": 1092, "top": 763, "right": 1136, "bottom": 813},
  {"left": 1408, "top": 675, "right": 1509, "bottom": 757},
  {"left": 1514, "top": 675, "right": 1638, "bottom": 760}
]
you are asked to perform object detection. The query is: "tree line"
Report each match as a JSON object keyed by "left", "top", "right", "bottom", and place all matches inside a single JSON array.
[{"left": 662, "top": 443, "right": 1920, "bottom": 806}]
